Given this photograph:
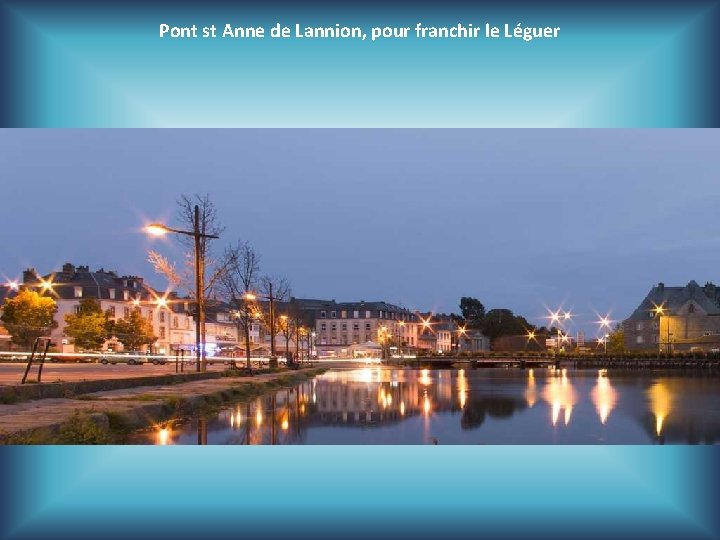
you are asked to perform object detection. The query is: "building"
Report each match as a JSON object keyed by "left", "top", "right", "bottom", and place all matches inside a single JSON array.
[
  {"left": 19, "top": 263, "right": 195, "bottom": 354},
  {"left": 623, "top": 281, "right": 720, "bottom": 353},
  {"left": 417, "top": 313, "right": 490, "bottom": 354},
  {"left": 311, "top": 300, "right": 419, "bottom": 358}
]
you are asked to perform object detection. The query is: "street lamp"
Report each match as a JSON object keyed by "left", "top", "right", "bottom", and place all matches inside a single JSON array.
[
  {"left": 547, "top": 309, "right": 571, "bottom": 356},
  {"left": 652, "top": 303, "right": 671, "bottom": 358},
  {"left": 144, "top": 207, "right": 220, "bottom": 372}
]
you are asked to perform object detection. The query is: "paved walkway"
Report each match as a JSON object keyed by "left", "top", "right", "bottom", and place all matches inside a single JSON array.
[{"left": 0, "top": 368, "right": 329, "bottom": 440}]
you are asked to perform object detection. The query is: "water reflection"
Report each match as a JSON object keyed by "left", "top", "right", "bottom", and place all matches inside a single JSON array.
[
  {"left": 591, "top": 371, "right": 618, "bottom": 425},
  {"left": 648, "top": 382, "right": 672, "bottom": 438},
  {"left": 131, "top": 368, "right": 720, "bottom": 445},
  {"left": 525, "top": 369, "right": 537, "bottom": 408},
  {"left": 542, "top": 368, "right": 578, "bottom": 426}
]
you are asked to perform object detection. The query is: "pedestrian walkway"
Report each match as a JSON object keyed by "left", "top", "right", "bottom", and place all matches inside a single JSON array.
[{"left": 0, "top": 367, "right": 327, "bottom": 442}]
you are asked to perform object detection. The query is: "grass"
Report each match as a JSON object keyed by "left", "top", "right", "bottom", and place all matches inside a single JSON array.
[{"left": 56, "top": 411, "right": 113, "bottom": 444}]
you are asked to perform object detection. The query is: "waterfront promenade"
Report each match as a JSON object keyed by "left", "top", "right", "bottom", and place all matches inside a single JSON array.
[{"left": 0, "top": 366, "right": 329, "bottom": 443}]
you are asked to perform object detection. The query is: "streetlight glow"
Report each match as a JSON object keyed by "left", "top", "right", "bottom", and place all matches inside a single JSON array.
[{"left": 145, "top": 223, "right": 171, "bottom": 237}]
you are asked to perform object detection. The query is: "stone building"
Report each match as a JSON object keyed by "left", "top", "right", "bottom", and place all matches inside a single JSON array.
[{"left": 623, "top": 281, "right": 720, "bottom": 353}]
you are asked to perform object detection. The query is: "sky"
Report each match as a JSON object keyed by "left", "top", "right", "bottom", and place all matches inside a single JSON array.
[{"left": 1, "top": 129, "right": 718, "bottom": 337}]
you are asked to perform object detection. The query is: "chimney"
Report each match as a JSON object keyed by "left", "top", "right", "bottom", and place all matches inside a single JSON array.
[
  {"left": 62, "top": 263, "right": 75, "bottom": 276},
  {"left": 23, "top": 268, "right": 37, "bottom": 284},
  {"left": 658, "top": 282, "right": 665, "bottom": 291}
]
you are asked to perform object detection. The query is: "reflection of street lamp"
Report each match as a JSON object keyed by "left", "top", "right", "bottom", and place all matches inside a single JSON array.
[{"left": 145, "top": 208, "right": 220, "bottom": 372}]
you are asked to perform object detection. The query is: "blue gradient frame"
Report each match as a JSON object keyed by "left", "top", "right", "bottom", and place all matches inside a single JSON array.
[
  {"left": 1, "top": 0, "right": 719, "bottom": 126},
  {"left": 1, "top": 446, "right": 719, "bottom": 539}
]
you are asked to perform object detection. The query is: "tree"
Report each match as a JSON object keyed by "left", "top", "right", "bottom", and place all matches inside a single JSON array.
[
  {"left": 259, "top": 274, "right": 291, "bottom": 359},
  {"left": 1, "top": 289, "right": 58, "bottom": 349},
  {"left": 147, "top": 193, "right": 227, "bottom": 369},
  {"left": 219, "top": 240, "right": 261, "bottom": 370},
  {"left": 112, "top": 308, "right": 157, "bottom": 351},
  {"left": 481, "top": 308, "right": 534, "bottom": 343},
  {"left": 459, "top": 297, "right": 486, "bottom": 329},
  {"left": 64, "top": 298, "right": 111, "bottom": 351},
  {"left": 607, "top": 324, "right": 625, "bottom": 355}
]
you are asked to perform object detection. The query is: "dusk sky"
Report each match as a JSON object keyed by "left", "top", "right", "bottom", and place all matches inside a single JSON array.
[{"left": 1, "top": 129, "right": 718, "bottom": 336}]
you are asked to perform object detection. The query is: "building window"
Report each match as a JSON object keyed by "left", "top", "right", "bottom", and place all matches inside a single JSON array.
[
  {"left": 636, "top": 322, "right": 643, "bottom": 331},
  {"left": 74, "top": 305, "right": 82, "bottom": 314},
  {"left": 688, "top": 304, "right": 695, "bottom": 314},
  {"left": 185, "top": 319, "right": 190, "bottom": 329},
  {"left": 331, "top": 311, "right": 337, "bottom": 318},
  {"left": 353, "top": 323, "right": 359, "bottom": 330},
  {"left": 353, "top": 310, "right": 359, "bottom": 318},
  {"left": 331, "top": 324, "right": 337, "bottom": 331},
  {"left": 341, "top": 310, "right": 347, "bottom": 318},
  {"left": 109, "top": 288, "right": 116, "bottom": 300},
  {"left": 159, "top": 311, "right": 165, "bottom": 323},
  {"left": 321, "top": 323, "right": 327, "bottom": 331},
  {"left": 636, "top": 336, "right": 644, "bottom": 344},
  {"left": 342, "top": 323, "right": 347, "bottom": 330},
  {"left": 342, "top": 335, "right": 348, "bottom": 344},
  {"left": 74, "top": 286, "right": 83, "bottom": 298},
  {"left": 124, "top": 307, "right": 130, "bottom": 318},
  {"left": 159, "top": 327, "right": 166, "bottom": 339},
  {"left": 366, "top": 323, "right": 371, "bottom": 330},
  {"left": 321, "top": 311, "right": 326, "bottom": 319},
  {"left": 173, "top": 317, "right": 179, "bottom": 329},
  {"left": 365, "top": 310, "right": 371, "bottom": 318},
  {"left": 123, "top": 290, "right": 130, "bottom": 301},
  {"left": 108, "top": 306, "right": 116, "bottom": 317},
  {"left": 147, "top": 311, "right": 153, "bottom": 322}
]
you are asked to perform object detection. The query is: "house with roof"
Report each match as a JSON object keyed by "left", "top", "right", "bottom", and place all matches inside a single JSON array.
[
  {"left": 623, "top": 281, "right": 720, "bottom": 353},
  {"left": 20, "top": 263, "right": 195, "bottom": 354}
]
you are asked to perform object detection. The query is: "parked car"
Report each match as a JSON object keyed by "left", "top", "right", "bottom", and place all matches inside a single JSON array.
[{"left": 98, "top": 353, "right": 144, "bottom": 365}]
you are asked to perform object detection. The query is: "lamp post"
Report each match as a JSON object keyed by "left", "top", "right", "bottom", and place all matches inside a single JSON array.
[
  {"left": 145, "top": 206, "right": 219, "bottom": 372},
  {"left": 548, "top": 310, "right": 571, "bottom": 356},
  {"left": 596, "top": 315, "right": 613, "bottom": 358},
  {"left": 242, "top": 287, "right": 279, "bottom": 367},
  {"left": 653, "top": 304, "right": 671, "bottom": 358}
]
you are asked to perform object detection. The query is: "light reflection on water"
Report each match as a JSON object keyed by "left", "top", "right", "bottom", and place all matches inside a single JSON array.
[{"left": 130, "top": 368, "right": 720, "bottom": 445}]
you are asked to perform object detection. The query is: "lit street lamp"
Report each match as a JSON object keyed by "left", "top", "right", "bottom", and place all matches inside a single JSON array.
[
  {"left": 145, "top": 206, "right": 220, "bottom": 372},
  {"left": 547, "top": 309, "right": 572, "bottom": 356}
]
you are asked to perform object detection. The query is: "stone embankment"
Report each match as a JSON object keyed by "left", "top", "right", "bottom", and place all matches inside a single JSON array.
[{"left": 0, "top": 367, "right": 326, "bottom": 444}]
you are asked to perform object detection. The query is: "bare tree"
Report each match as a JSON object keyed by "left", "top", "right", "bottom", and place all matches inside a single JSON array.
[
  {"left": 259, "top": 275, "right": 291, "bottom": 361},
  {"left": 219, "top": 240, "right": 261, "bottom": 371},
  {"left": 147, "top": 194, "right": 226, "bottom": 371}
]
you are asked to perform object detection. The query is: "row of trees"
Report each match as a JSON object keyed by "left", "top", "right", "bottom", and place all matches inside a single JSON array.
[
  {"left": 0, "top": 291, "right": 155, "bottom": 351},
  {"left": 147, "top": 194, "right": 301, "bottom": 367}
]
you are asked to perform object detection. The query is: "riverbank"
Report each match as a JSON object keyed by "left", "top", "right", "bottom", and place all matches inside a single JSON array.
[{"left": 0, "top": 367, "right": 326, "bottom": 444}]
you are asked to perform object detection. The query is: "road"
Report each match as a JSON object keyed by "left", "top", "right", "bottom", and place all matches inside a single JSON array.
[
  {"left": 0, "top": 361, "right": 229, "bottom": 385},
  {"left": 0, "top": 359, "right": 371, "bottom": 386}
]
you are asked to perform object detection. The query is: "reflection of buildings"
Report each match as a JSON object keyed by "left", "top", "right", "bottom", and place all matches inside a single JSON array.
[
  {"left": 143, "top": 369, "right": 720, "bottom": 445},
  {"left": 642, "top": 378, "right": 720, "bottom": 444}
]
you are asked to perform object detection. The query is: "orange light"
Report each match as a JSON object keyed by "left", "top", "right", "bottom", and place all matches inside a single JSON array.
[
  {"left": 244, "top": 292, "right": 257, "bottom": 301},
  {"left": 145, "top": 224, "right": 170, "bottom": 237}
]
